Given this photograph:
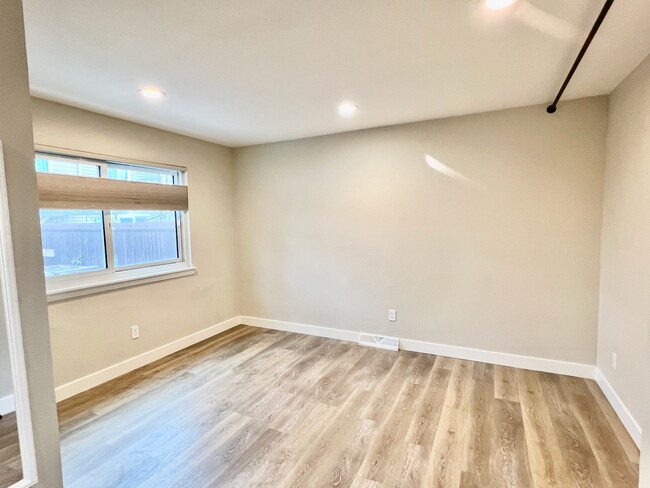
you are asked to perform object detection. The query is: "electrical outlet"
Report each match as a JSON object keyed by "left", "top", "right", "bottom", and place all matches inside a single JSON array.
[
  {"left": 388, "top": 309, "right": 397, "bottom": 322},
  {"left": 131, "top": 325, "right": 140, "bottom": 340},
  {"left": 611, "top": 352, "right": 617, "bottom": 370}
]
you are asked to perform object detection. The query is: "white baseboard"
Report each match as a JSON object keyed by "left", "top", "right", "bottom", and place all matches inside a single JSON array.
[
  {"left": 240, "top": 316, "right": 359, "bottom": 342},
  {"left": 54, "top": 316, "right": 241, "bottom": 402},
  {"left": 239, "top": 316, "right": 595, "bottom": 379},
  {"left": 400, "top": 338, "right": 595, "bottom": 379},
  {"left": 594, "top": 368, "right": 642, "bottom": 448},
  {"left": 0, "top": 394, "right": 15, "bottom": 415}
]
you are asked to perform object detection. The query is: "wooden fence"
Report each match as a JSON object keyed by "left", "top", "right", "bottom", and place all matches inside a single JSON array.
[{"left": 41, "top": 223, "right": 178, "bottom": 274}]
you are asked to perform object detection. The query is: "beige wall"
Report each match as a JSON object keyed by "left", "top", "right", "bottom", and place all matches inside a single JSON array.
[
  {"left": 597, "top": 55, "right": 650, "bottom": 439},
  {"left": 234, "top": 98, "right": 607, "bottom": 364},
  {"left": 0, "top": 1, "right": 63, "bottom": 485},
  {"left": 31, "top": 99, "right": 238, "bottom": 388}
]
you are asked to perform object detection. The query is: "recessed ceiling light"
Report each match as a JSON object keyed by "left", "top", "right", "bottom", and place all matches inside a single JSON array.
[
  {"left": 139, "top": 87, "right": 166, "bottom": 99},
  {"left": 485, "top": 0, "right": 515, "bottom": 10},
  {"left": 338, "top": 102, "right": 359, "bottom": 118}
]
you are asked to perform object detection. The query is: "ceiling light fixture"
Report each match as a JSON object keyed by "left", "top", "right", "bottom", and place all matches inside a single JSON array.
[
  {"left": 485, "top": 0, "right": 515, "bottom": 10},
  {"left": 338, "top": 102, "right": 359, "bottom": 118},
  {"left": 139, "top": 87, "right": 166, "bottom": 99}
]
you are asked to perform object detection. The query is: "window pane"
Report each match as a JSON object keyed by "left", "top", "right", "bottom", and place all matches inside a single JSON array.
[
  {"left": 40, "top": 209, "right": 107, "bottom": 277},
  {"left": 111, "top": 210, "right": 179, "bottom": 268},
  {"left": 107, "top": 163, "right": 179, "bottom": 185},
  {"left": 35, "top": 154, "right": 100, "bottom": 178}
]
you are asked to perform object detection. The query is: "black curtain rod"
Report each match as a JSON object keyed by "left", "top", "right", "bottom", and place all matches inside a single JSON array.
[{"left": 547, "top": 0, "right": 615, "bottom": 114}]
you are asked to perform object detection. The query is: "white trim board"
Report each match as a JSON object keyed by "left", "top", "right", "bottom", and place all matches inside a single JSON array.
[
  {"left": 0, "top": 394, "right": 15, "bottom": 416},
  {"left": 594, "top": 368, "right": 642, "bottom": 448},
  {"left": 239, "top": 316, "right": 595, "bottom": 379},
  {"left": 0, "top": 141, "right": 38, "bottom": 486},
  {"left": 239, "top": 316, "right": 360, "bottom": 343},
  {"left": 400, "top": 337, "right": 595, "bottom": 379},
  {"left": 54, "top": 316, "right": 240, "bottom": 402}
]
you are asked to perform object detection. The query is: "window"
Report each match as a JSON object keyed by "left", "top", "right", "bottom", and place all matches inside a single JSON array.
[
  {"left": 111, "top": 210, "right": 180, "bottom": 268},
  {"left": 40, "top": 209, "right": 107, "bottom": 277},
  {"left": 36, "top": 152, "right": 193, "bottom": 299},
  {"left": 35, "top": 154, "right": 101, "bottom": 178}
]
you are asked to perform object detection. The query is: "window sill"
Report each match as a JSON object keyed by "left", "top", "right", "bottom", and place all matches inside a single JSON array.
[{"left": 46, "top": 265, "right": 197, "bottom": 303}]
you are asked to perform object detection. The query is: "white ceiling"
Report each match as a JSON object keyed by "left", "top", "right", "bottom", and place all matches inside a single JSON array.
[{"left": 22, "top": 0, "right": 650, "bottom": 147}]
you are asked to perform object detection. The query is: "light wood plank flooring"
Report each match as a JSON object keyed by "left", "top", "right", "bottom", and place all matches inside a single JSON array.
[
  {"left": 56, "top": 325, "right": 638, "bottom": 487},
  {"left": 0, "top": 412, "right": 22, "bottom": 487}
]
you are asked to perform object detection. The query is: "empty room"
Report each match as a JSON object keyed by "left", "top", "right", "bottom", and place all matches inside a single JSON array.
[{"left": 0, "top": 0, "right": 649, "bottom": 487}]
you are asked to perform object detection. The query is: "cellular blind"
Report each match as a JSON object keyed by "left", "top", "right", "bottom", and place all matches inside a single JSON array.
[{"left": 37, "top": 173, "right": 189, "bottom": 211}]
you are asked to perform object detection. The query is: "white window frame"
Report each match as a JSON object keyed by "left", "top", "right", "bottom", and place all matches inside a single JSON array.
[{"left": 35, "top": 147, "right": 195, "bottom": 302}]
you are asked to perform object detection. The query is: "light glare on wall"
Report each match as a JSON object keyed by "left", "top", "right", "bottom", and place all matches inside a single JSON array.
[
  {"left": 486, "top": 0, "right": 516, "bottom": 10},
  {"left": 338, "top": 102, "right": 359, "bottom": 118},
  {"left": 425, "top": 154, "right": 476, "bottom": 187}
]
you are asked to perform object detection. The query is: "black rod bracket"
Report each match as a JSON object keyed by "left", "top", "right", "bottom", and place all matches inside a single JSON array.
[{"left": 547, "top": 0, "right": 615, "bottom": 114}]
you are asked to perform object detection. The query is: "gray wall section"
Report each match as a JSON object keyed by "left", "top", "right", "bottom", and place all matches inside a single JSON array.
[
  {"left": 0, "top": 1, "right": 63, "bottom": 486},
  {"left": 596, "top": 53, "right": 650, "bottom": 437}
]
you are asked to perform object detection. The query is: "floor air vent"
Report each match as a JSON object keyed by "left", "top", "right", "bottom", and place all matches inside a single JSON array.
[{"left": 358, "top": 333, "right": 399, "bottom": 351}]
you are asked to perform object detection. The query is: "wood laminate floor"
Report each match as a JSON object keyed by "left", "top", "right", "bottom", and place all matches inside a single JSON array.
[
  {"left": 0, "top": 412, "right": 22, "bottom": 487},
  {"left": 56, "top": 325, "right": 638, "bottom": 488}
]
